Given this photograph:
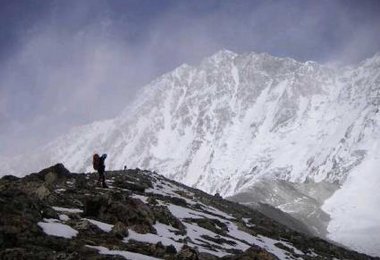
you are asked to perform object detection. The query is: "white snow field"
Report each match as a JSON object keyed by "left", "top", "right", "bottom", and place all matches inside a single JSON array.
[{"left": 323, "top": 141, "right": 380, "bottom": 257}]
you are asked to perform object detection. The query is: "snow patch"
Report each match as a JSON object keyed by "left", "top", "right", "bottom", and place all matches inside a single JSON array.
[
  {"left": 85, "top": 218, "right": 114, "bottom": 232},
  {"left": 59, "top": 214, "right": 70, "bottom": 221},
  {"left": 52, "top": 206, "right": 83, "bottom": 213},
  {"left": 86, "top": 245, "right": 162, "bottom": 260},
  {"left": 38, "top": 220, "right": 78, "bottom": 238},
  {"left": 124, "top": 227, "right": 183, "bottom": 251}
]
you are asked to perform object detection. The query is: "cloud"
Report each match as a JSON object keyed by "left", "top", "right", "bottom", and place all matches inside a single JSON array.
[
  {"left": 0, "top": 0, "right": 379, "bottom": 156},
  {"left": 326, "top": 22, "right": 380, "bottom": 65},
  {"left": 0, "top": 89, "right": 9, "bottom": 144}
]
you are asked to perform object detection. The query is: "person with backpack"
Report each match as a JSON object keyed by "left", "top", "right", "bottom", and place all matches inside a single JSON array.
[{"left": 93, "top": 153, "right": 108, "bottom": 188}]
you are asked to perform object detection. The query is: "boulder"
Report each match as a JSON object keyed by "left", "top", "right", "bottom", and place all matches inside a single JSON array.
[
  {"left": 84, "top": 196, "right": 156, "bottom": 234},
  {"left": 153, "top": 206, "right": 186, "bottom": 234},
  {"left": 29, "top": 163, "right": 71, "bottom": 183},
  {"left": 111, "top": 222, "right": 129, "bottom": 238},
  {"left": 176, "top": 245, "right": 199, "bottom": 260},
  {"left": 34, "top": 185, "right": 51, "bottom": 200},
  {"left": 223, "top": 245, "right": 277, "bottom": 260},
  {"left": 73, "top": 219, "right": 92, "bottom": 230}
]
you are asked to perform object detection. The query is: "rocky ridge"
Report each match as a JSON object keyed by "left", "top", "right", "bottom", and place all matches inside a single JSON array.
[{"left": 0, "top": 164, "right": 376, "bottom": 259}]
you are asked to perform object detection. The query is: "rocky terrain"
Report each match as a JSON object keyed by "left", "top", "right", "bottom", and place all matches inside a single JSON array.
[{"left": 0, "top": 164, "right": 376, "bottom": 259}]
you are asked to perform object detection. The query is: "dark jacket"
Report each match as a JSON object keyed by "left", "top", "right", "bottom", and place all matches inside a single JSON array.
[{"left": 99, "top": 154, "right": 107, "bottom": 172}]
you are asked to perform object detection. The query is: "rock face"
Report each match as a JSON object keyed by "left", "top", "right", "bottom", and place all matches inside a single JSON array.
[{"left": 0, "top": 164, "right": 376, "bottom": 259}]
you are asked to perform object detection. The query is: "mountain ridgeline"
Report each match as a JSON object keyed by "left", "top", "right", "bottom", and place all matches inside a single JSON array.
[
  {"left": 1, "top": 50, "right": 380, "bottom": 256},
  {"left": 0, "top": 164, "right": 376, "bottom": 259}
]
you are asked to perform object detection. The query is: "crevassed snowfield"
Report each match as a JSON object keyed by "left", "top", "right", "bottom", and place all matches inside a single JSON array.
[{"left": 2, "top": 50, "right": 380, "bottom": 256}]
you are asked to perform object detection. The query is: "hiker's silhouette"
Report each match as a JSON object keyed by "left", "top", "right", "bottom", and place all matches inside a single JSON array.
[{"left": 93, "top": 153, "right": 108, "bottom": 188}]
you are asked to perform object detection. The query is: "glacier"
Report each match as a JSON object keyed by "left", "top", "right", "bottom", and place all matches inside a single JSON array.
[{"left": 1, "top": 50, "right": 380, "bottom": 256}]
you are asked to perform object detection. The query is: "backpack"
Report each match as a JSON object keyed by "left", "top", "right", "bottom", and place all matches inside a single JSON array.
[{"left": 93, "top": 154, "right": 100, "bottom": 170}]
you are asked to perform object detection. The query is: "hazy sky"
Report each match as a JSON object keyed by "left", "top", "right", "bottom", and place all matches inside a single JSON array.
[{"left": 1, "top": 0, "right": 380, "bottom": 156}]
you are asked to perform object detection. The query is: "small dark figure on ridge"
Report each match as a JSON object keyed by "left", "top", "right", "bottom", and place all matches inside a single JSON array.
[{"left": 93, "top": 153, "right": 108, "bottom": 188}]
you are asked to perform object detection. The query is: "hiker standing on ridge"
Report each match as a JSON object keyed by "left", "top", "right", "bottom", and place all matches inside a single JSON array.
[{"left": 93, "top": 153, "right": 108, "bottom": 188}]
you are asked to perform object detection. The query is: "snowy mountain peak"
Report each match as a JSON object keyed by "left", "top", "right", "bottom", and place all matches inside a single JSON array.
[
  {"left": 360, "top": 52, "right": 380, "bottom": 69},
  {"left": 3, "top": 50, "right": 379, "bottom": 192},
  {"left": 199, "top": 49, "right": 237, "bottom": 70},
  {"left": 207, "top": 49, "right": 237, "bottom": 61},
  {"left": 2, "top": 50, "right": 380, "bottom": 256}
]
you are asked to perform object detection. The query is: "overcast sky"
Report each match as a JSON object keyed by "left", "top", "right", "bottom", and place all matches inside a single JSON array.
[{"left": 1, "top": 0, "right": 380, "bottom": 156}]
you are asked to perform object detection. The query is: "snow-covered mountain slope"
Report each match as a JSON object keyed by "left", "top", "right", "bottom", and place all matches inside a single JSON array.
[
  {"left": 1, "top": 50, "right": 380, "bottom": 256},
  {"left": 322, "top": 142, "right": 380, "bottom": 257},
  {"left": 228, "top": 179, "right": 338, "bottom": 238}
]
